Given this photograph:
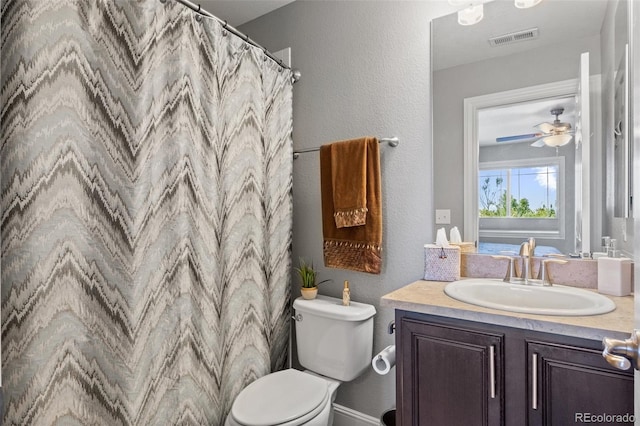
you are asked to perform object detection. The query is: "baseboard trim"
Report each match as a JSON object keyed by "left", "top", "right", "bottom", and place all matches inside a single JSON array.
[{"left": 332, "top": 403, "right": 380, "bottom": 426}]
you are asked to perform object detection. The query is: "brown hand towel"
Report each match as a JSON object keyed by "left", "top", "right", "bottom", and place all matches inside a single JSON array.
[
  {"left": 330, "top": 139, "right": 368, "bottom": 228},
  {"left": 320, "top": 137, "right": 382, "bottom": 274}
]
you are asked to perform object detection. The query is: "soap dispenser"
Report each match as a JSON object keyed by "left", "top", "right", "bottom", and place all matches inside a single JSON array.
[
  {"left": 342, "top": 280, "right": 350, "bottom": 306},
  {"left": 597, "top": 241, "right": 632, "bottom": 297}
]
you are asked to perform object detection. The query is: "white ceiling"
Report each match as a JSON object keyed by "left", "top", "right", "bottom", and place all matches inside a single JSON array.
[
  {"left": 478, "top": 96, "right": 576, "bottom": 146},
  {"left": 432, "top": 0, "right": 609, "bottom": 71},
  {"left": 199, "top": 1, "right": 296, "bottom": 27}
]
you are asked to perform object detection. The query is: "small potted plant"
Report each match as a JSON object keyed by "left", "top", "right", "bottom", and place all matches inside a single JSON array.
[{"left": 295, "top": 258, "right": 328, "bottom": 299}]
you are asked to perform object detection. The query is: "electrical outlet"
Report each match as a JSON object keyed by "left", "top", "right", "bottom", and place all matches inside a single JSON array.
[{"left": 435, "top": 209, "right": 451, "bottom": 225}]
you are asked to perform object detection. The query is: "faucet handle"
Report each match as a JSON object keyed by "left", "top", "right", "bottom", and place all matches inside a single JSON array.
[
  {"left": 491, "top": 255, "right": 516, "bottom": 283},
  {"left": 537, "top": 258, "right": 568, "bottom": 286},
  {"left": 528, "top": 237, "right": 536, "bottom": 254}
]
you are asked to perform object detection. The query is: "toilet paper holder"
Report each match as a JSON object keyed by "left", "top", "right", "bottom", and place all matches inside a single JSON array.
[
  {"left": 372, "top": 344, "right": 396, "bottom": 375},
  {"left": 388, "top": 320, "right": 395, "bottom": 335}
]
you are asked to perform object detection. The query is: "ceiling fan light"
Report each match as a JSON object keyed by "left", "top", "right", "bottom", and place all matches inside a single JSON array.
[
  {"left": 514, "top": 0, "right": 542, "bottom": 8},
  {"left": 458, "top": 4, "right": 484, "bottom": 25},
  {"left": 543, "top": 134, "right": 572, "bottom": 147}
]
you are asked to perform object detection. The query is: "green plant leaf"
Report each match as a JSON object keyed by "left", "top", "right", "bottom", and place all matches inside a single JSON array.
[{"left": 296, "top": 258, "right": 317, "bottom": 288}]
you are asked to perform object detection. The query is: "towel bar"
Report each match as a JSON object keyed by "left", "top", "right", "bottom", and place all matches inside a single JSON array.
[{"left": 293, "top": 137, "right": 399, "bottom": 159}]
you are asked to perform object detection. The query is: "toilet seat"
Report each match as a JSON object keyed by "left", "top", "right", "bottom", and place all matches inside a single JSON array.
[{"left": 230, "top": 369, "right": 329, "bottom": 426}]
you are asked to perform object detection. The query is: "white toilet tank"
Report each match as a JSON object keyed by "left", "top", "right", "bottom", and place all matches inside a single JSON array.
[{"left": 293, "top": 295, "right": 376, "bottom": 382}]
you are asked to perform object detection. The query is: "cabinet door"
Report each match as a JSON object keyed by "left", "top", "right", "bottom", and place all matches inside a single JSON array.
[
  {"left": 398, "top": 316, "right": 504, "bottom": 426},
  {"left": 527, "top": 340, "right": 634, "bottom": 426}
]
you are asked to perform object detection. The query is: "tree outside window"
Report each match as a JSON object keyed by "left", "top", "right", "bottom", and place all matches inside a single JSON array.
[{"left": 479, "top": 166, "right": 557, "bottom": 218}]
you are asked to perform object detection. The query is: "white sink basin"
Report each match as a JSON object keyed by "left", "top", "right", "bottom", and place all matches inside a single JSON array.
[{"left": 444, "top": 278, "right": 616, "bottom": 316}]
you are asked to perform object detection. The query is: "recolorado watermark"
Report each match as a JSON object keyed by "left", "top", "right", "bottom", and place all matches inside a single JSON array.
[{"left": 575, "top": 412, "right": 635, "bottom": 424}]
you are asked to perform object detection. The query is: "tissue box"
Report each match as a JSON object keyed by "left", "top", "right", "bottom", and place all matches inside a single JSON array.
[{"left": 424, "top": 244, "right": 460, "bottom": 282}]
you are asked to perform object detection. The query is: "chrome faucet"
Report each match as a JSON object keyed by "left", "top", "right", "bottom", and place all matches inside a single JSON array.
[
  {"left": 494, "top": 238, "right": 568, "bottom": 286},
  {"left": 517, "top": 237, "right": 537, "bottom": 284},
  {"left": 528, "top": 237, "right": 536, "bottom": 260},
  {"left": 518, "top": 240, "right": 531, "bottom": 284}
]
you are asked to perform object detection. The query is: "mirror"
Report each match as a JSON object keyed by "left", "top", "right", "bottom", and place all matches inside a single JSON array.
[
  {"left": 612, "top": 0, "right": 631, "bottom": 219},
  {"left": 613, "top": 43, "right": 629, "bottom": 218},
  {"left": 432, "top": 0, "right": 631, "bottom": 256}
]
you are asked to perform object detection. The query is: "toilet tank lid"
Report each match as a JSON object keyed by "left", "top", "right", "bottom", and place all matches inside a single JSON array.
[{"left": 294, "top": 295, "right": 376, "bottom": 321}]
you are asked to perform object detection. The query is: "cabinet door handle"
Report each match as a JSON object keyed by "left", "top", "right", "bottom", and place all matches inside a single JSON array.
[
  {"left": 532, "top": 353, "right": 538, "bottom": 410},
  {"left": 489, "top": 345, "right": 496, "bottom": 399}
]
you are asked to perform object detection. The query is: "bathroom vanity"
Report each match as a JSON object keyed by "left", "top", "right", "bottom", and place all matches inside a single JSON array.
[{"left": 382, "top": 280, "right": 635, "bottom": 426}]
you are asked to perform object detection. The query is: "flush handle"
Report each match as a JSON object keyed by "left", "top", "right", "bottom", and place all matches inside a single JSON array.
[{"left": 602, "top": 330, "right": 640, "bottom": 370}]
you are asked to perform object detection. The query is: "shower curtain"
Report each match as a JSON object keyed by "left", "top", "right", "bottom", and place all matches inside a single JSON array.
[{"left": 1, "top": 1, "right": 293, "bottom": 424}]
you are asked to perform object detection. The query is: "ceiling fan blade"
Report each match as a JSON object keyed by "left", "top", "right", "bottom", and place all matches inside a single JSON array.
[
  {"left": 496, "top": 133, "right": 543, "bottom": 143},
  {"left": 530, "top": 138, "right": 546, "bottom": 147},
  {"left": 535, "top": 122, "right": 556, "bottom": 133}
]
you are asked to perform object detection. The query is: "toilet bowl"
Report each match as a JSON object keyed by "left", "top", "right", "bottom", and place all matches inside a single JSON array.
[
  {"left": 224, "top": 369, "right": 340, "bottom": 426},
  {"left": 226, "top": 295, "right": 376, "bottom": 426}
]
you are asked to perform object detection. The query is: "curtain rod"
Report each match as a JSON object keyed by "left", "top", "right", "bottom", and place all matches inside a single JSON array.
[
  {"left": 167, "top": 0, "right": 302, "bottom": 83},
  {"left": 293, "top": 137, "right": 399, "bottom": 159}
]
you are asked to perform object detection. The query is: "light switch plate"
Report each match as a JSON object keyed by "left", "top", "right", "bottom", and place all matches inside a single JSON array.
[{"left": 435, "top": 209, "right": 451, "bottom": 224}]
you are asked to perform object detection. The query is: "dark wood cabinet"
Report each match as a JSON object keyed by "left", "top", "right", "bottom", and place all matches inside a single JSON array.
[
  {"left": 398, "top": 316, "right": 504, "bottom": 426},
  {"left": 395, "top": 310, "right": 634, "bottom": 426},
  {"left": 527, "top": 341, "right": 635, "bottom": 425}
]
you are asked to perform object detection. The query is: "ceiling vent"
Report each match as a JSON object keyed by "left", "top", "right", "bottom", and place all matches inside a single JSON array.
[{"left": 488, "top": 28, "right": 539, "bottom": 47}]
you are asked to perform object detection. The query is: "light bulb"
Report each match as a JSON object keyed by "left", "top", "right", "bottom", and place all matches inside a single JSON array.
[
  {"left": 542, "top": 134, "right": 572, "bottom": 147},
  {"left": 515, "top": 0, "right": 542, "bottom": 9},
  {"left": 458, "top": 4, "right": 484, "bottom": 25}
]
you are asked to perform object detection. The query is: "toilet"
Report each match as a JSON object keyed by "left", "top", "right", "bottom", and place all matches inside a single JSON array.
[{"left": 225, "top": 294, "right": 376, "bottom": 426}]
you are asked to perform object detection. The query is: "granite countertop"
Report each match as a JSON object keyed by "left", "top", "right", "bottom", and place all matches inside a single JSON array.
[{"left": 381, "top": 279, "right": 634, "bottom": 341}]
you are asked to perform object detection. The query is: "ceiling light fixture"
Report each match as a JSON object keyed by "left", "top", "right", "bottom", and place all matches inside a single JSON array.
[
  {"left": 514, "top": 0, "right": 542, "bottom": 9},
  {"left": 449, "top": 0, "right": 542, "bottom": 26},
  {"left": 542, "top": 133, "right": 572, "bottom": 147},
  {"left": 458, "top": 4, "right": 484, "bottom": 25}
]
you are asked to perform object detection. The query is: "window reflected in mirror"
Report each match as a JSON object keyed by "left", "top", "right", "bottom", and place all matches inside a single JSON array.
[
  {"left": 479, "top": 164, "right": 558, "bottom": 219},
  {"left": 478, "top": 156, "right": 565, "bottom": 247}
]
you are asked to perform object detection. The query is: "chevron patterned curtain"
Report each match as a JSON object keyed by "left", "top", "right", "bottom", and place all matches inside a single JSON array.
[{"left": 0, "top": 1, "right": 293, "bottom": 424}]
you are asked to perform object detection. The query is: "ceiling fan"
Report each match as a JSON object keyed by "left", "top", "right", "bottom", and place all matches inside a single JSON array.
[{"left": 496, "top": 107, "right": 574, "bottom": 147}]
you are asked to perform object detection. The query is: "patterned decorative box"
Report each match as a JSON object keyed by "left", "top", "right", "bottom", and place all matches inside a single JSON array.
[{"left": 423, "top": 244, "right": 461, "bottom": 282}]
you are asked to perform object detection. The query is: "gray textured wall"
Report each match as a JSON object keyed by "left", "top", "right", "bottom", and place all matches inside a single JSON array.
[{"left": 240, "top": 0, "right": 456, "bottom": 419}]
